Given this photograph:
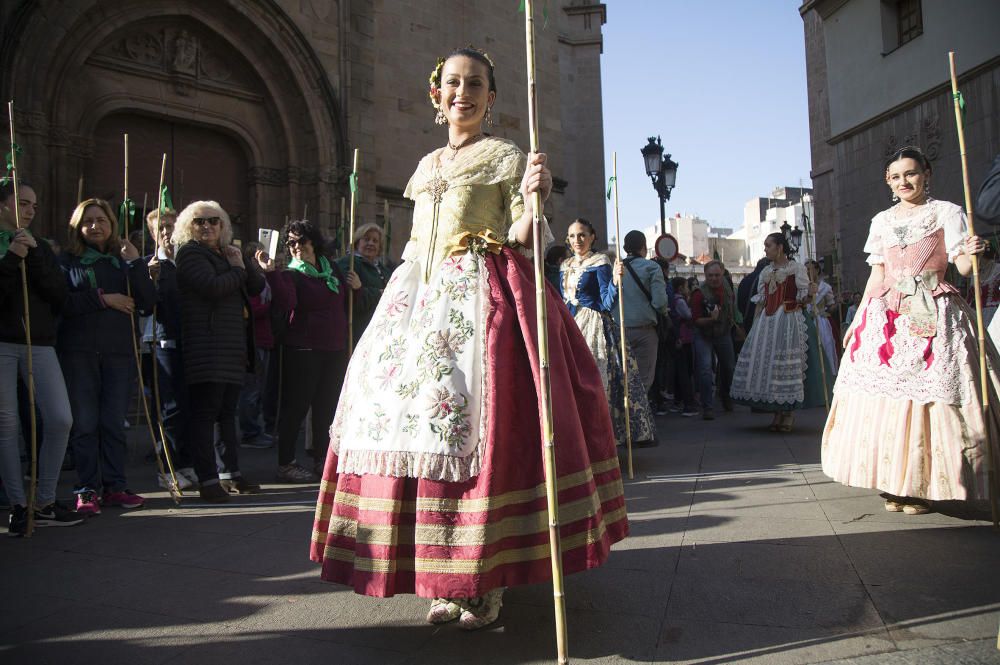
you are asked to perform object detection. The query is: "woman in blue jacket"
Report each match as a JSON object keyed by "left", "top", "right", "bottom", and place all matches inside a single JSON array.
[
  {"left": 59, "top": 199, "right": 155, "bottom": 515},
  {"left": 559, "top": 218, "right": 655, "bottom": 446}
]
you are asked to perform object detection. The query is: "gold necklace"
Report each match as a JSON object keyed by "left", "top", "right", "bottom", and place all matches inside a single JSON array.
[{"left": 447, "top": 133, "right": 484, "bottom": 155}]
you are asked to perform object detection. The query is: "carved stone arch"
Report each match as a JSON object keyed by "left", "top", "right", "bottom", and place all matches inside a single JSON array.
[{"left": 1, "top": 0, "right": 345, "bottom": 238}]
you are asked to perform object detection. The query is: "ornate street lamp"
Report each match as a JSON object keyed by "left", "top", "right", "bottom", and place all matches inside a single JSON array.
[
  {"left": 640, "top": 136, "right": 679, "bottom": 235},
  {"left": 790, "top": 226, "right": 804, "bottom": 253}
]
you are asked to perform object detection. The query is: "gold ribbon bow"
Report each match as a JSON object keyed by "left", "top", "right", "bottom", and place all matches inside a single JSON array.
[
  {"left": 895, "top": 269, "right": 939, "bottom": 338},
  {"left": 446, "top": 229, "right": 505, "bottom": 257}
]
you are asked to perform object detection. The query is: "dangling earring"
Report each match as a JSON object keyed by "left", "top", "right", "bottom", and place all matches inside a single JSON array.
[
  {"left": 891, "top": 191, "right": 899, "bottom": 203},
  {"left": 435, "top": 108, "right": 448, "bottom": 126},
  {"left": 924, "top": 182, "right": 931, "bottom": 196},
  {"left": 485, "top": 106, "right": 495, "bottom": 127}
]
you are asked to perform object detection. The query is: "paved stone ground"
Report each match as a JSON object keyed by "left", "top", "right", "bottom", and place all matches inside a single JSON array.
[{"left": 2, "top": 407, "right": 999, "bottom": 664}]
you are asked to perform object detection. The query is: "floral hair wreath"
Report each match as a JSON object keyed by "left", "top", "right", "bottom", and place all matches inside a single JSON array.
[{"left": 428, "top": 47, "right": 496, "bottom": 110}]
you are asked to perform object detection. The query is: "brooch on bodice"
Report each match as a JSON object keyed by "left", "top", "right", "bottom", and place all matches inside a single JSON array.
[{"left": 425, "top": 174, "right": 449, "bottom": 204}]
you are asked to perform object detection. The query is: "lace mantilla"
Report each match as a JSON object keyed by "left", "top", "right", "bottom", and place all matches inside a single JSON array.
[{"left": 560, "top": 251, "right": 610, "bottom": 306}]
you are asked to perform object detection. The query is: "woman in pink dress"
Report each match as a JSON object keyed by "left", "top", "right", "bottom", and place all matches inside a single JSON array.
[{"left": 822, "top": 146, "right": 1000, "bottom": 515}]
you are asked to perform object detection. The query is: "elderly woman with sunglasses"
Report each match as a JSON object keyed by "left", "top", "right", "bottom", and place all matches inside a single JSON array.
[{"left": 173, "top": 202, "right": 264, "bottom": 502}]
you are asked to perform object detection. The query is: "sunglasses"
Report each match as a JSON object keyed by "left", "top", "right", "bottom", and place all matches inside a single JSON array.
[
  {"left": 286, "top": 237, "right": 308, "bottom": 247},
  {"left": 193, "top": 217, "right": 221, "bottom": 226}
]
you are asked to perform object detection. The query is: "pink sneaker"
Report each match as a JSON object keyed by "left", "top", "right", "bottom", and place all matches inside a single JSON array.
[
  {"left": 75, "top": 490, "right": 101, "bottom": 516},
  {"left": 102, "top": 490, "right": 145, "bottom": 509}
]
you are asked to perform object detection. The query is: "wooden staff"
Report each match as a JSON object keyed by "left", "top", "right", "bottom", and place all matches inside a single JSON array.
[
  {"left": 140, "top": 192, "right": 148, "bottom": 257},
  {"left": 803, "top": 223, "right": 830, "bottom": 412},
  {"left": 77, "top": 173, "right": 83, "bottom": 203},
  {"left": 383, "top": 198, "right": 390, "bottom": 262},
  {"left": 610, "top": 152, "right": 634, "bottom": 479},
  {"left": 340, "top": 196, "right": 347, "bottom": 255},
  {"left": 347, "top": 148, "right": 359, "bottom": 356},
  {"left": 8, "top": 101, "right": 39, "bottom": 536},
  {"left": 149, "top": 154, "right": 182, "bottom": 499},
  {"left": 524, "top": 2, "right": 569, "bottom": 662},
  {"left": 949, "top": 51, "right": 998, "bottom": 528},
  {"left": 303, "top": 203, "right": 308, "bottom": 220},
  {"left": 121, "top": 135, "right": 178, "bottom": 503}
]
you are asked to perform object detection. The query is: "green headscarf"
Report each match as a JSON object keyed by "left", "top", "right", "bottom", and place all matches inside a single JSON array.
[{"left": 288, "top": 255, "right": 340, "bottom": 293}]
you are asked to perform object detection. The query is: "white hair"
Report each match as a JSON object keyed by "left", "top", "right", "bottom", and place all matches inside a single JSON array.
[{"left": 172, "top": 200, "right": 234, "bottom": 247}]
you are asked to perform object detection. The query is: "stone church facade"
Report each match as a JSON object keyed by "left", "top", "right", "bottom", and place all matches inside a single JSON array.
[{"left": 0, "top": 0, "right": 608, "bottom": 257}]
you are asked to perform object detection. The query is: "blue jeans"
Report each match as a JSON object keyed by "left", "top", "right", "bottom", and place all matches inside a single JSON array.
[
  {"left": 238, "top": 347, "right": 270, "bottom": 439},
  {"left": 693, "top": 331, "right": 735, "bottom": 412},
  {"left": 0, "top": 342, "right": 73, "bottom": 507},
  {"left": 153, "top": 346, "right": 193, "bottom": 469},
  {"left": 59, "top": 350, "right": 132, "bottom": 493}
]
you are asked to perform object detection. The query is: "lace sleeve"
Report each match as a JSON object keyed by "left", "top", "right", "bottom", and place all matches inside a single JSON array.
[
  {"left": 794, "top": 262, "right": 810, "bottom": 299},
  {"left": 942, "top": 202, "right": 969, "bottom": 261},
  {"left": 864, "top": 213, "right": 885, "bottom": 265}
]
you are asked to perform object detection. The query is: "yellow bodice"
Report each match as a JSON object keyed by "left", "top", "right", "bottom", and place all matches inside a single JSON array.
[{"left": 403, "top": 137, "right": 530, "bottom": 282}]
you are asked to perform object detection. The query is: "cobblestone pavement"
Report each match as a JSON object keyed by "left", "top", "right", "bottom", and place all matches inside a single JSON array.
[{"left": 2, "top": 407, "right": 999, "bottom": 664}]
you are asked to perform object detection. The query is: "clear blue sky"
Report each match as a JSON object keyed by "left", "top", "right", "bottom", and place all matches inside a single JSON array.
[{"left": 601, "top": 0, "right": 812, "bottom": 240}]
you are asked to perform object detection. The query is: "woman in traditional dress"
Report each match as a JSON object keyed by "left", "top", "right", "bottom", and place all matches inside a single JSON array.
[
  {"left": 730, "top": 232, "right": 828, "bottom": 432},
  {"left": 805, "top": 259, "right": 840, "bottom": 376},
  {"left": 822, "top": 146, "right": 1000, "bottom": 515},
  {"left": 310, "top": 47, "right": 628, "bottom": 629},
  {"left": 559, "top": 218, "right": 656, "bottom": 446}
]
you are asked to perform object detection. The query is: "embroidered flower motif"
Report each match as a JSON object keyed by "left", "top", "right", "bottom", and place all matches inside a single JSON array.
[
  {"left": 402, "top": 413, "right": 420, "bottom": 436},
  {"left": 366, "top": 406, "right": 390, "bottom": 442},
  {"left": 422, "top": 386, "right": 471, "bottom": 450},
  {"left": 377, "top": 364, "right": 400, "bottom": 390},
  {"left": 384, "top": 291, "right": 409, "bottom": 318}
]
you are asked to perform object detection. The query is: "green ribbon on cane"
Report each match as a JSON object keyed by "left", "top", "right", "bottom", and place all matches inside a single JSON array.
[
  {"left": 517, "top": 0, "right": 549, "bottom": 28},
  {"left": 606, "top": 175, "right": 616, "bottom": 200},
  {"left": 953, "top": 90, "right": 966, "bottom": 120},
  {"left": 1, "top": 143, "right": 22, "bottom": 187},
  {"left": 159, "top": 184, "right": 174, "bottom": 213},
  {"left": 349, "top": 172, "right": 359, "bottom": 194},
  {"left": 118, "top": 198, "right": 136, "bottom": 235}
]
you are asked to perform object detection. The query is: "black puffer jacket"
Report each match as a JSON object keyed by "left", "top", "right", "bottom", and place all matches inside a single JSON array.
[
  {"left": 175, "top": 240, "right": 264, "bottom": 385},
  {"left": 0, "top": 236, "right": 66, "bottom": 347}
]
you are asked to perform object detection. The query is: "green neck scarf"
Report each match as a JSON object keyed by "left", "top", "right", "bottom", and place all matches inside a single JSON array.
[
  {"left": 0, "top": 228, "right": 13, "bottom": 259},
  {"left": 80, "top": 245, "right": 121, "bottom": 269},
  {"left": 289, "top": 255, "right": 339, "bottom": 293}
]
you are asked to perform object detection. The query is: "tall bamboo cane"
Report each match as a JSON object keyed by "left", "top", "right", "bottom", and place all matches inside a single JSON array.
[
  {"left": 347, "top": 149, "right": 359, "bottom": 356},
  {"left": 524, "top": 2, "right": 569, "bottom": 662},
  {"left": 149, "top": 154, "right": 182, "bottom": 500},
  {"left": 77, "top": 174, "right": 84, "bottom": 204},
  {"left": 610, "top": 153, "right": 634, "bottom": 479},
  {"left": 803, "top": 218, "right": 830, "bottom": 412},
  {"left": 8, "top": 101, "right": 39, "bottom": 536},
  {"left": 122, "top": 135, "right": 177, "bottom": 503},
  {"left": 140, "top": 192, "right": 148, "bottom": 257},
  {"left": 949, "top": 52, "right": 998, "bottom": 528}
]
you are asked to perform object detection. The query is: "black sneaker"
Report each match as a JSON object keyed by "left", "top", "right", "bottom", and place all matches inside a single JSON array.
[
  {"left": 199, "top": 482, "right": 230, "bottom": 503},
  {"left": 34, "top": 501, "right": 85, "bottom": 528},
  {"left": 7, "top": 505, "right": 27, "bottom": 537}
]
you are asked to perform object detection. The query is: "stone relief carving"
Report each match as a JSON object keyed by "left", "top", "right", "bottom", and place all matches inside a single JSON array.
[
  {"left": 124, "top": 32, "right": 163, "bottom": 65},
  {"left": 92, "top": 26, "right": 255, "bottom": 91},
  {"left": 883, "top": 115, "right": 942, "bottom": 161},
  {"left": 171, "top": 30, "right": 198, "bottom": 74}
]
